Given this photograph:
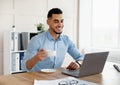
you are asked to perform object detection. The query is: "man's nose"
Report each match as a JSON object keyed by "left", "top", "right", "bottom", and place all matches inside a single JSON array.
[{"left": 58, "top": 22, "right": 63, "bottom": 26}]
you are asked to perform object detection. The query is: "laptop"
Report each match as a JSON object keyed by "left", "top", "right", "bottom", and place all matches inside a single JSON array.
[{"left": 62, "top": 51, "right": 109, "bottom": 77}]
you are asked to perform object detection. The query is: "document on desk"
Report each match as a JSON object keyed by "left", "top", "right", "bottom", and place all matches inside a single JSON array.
[{"left": 34, "top": 77, "right": 99, "bottom": 85}]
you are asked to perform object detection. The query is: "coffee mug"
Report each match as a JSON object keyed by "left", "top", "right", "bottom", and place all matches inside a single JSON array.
[{"left": 46, "top": 50, "right": 56, "bottom": 57}]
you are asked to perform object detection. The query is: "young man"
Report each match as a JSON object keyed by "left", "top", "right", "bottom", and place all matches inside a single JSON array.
[{"left": 22, "top": 8, "right": 83, "bottom": 72}]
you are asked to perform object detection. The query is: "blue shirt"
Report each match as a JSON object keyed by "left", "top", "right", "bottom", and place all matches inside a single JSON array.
[{"left": 22, "top": 30, "right": 83, "bottom": 71}]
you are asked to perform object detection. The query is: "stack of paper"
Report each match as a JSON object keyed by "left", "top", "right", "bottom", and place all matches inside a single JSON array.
[{"left": 34, "top": 77, "right": 99, "bottom": 85}]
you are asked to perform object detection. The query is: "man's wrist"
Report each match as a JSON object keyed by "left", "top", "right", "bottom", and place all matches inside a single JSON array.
[{"left": 76, "top": 60, "right": 82, "bottom": 67}]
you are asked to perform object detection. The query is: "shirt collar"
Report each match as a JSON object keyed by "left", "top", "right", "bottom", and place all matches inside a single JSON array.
[{"left": 46, "top": 30, "right": 62, "bottom": 41}]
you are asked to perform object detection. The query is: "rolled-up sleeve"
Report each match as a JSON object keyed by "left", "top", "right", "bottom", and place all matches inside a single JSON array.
[
  {"left": 67, "top": 37, "right": 84, "bottom": 61},
  {"left": 21, "top": 36, "right": 40, "bottom": 71}
]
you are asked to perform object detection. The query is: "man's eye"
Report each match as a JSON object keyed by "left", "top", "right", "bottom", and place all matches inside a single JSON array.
[
  {"left": 61, "top": 20, "right": 64, "bottom": 23},
  {"left": 54, "top": 21, "right": 58, "bottom": 23}
]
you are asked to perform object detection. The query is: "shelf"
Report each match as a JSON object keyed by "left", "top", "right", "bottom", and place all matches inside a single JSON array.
[
  {"left": 4, "top": 31, "right": 37, "bottom": 75},
  {"left": 12, "top": 70, "right": 27, "bottom": 74},
  {"left": 11, "top": 50, "right": 26, "bottom": 53}
]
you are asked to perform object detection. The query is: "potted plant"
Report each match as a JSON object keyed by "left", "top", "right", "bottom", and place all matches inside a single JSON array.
[{"left": 35, "top": 23, "right": 45, "bottom": 33}]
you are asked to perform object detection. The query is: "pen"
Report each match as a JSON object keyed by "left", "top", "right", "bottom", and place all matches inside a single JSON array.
[{"left": 113, "top": 64, "right": 120, "bottom": 72}]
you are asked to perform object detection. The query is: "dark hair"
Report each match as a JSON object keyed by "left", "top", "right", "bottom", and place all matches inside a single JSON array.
[{"left": 47, "top": 8, "right": 63, "bottom": 18}]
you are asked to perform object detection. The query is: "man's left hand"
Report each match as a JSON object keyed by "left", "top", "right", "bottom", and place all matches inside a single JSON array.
[{"left": 66, "top": 62, "right": 79, "bottom": 70}]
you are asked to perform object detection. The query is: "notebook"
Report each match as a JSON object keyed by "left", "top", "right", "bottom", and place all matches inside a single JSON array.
[{"left": 62, "top": 51, "right": 109, "bottom": 77}]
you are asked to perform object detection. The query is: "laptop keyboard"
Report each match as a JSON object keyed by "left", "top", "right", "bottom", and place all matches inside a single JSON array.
[{"left": 63, "top": 69, "right": 80, "bottom": 76}]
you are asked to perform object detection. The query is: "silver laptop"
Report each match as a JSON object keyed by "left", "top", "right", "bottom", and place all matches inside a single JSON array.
[{"left": 62, "top": 51, "right": 109, "bottom": 77}]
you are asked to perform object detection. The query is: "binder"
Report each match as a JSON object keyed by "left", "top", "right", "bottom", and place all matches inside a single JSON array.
[
  {"left": 13, "top": 32, "right": 19, "bottom": 51},
  {"left": 11, "top": 53, "right": 20, "bottom": 72},
  {"left": 21, "top": 32, "right": 29, "bottom": 50},
  {"left": 18, "top": 33, "right": 23, "bottom": 50},
  {"left": 11, "top": 32, "right": 14, "bottom": 51},
  {"left": 20, "top": 52, "right": 24, "bottom": 70}
]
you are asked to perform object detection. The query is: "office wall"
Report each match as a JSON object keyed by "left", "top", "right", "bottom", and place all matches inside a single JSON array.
[{"left": 0, "top": 0, "right": 78, "bottom": 75}]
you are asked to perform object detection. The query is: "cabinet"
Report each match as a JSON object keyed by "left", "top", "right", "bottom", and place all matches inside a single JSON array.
[{"left": 3, "top": 31, "right": 38, "bottom": 75}]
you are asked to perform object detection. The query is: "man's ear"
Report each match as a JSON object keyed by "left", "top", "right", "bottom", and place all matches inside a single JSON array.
[{"left": 47, "top": 19, "right": 50, "bottom": 25}]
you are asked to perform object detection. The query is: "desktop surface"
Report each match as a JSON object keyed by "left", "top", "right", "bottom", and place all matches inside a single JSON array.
[{"left": 0, "top": 62, "right": 120, "bottom": 85}]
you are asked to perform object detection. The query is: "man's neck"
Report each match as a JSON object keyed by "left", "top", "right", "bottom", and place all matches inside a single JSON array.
[{"left": 49, "top": 29, "right": 60, "bottom": 40}]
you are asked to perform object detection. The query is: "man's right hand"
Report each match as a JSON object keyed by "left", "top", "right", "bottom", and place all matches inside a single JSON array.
[
  {"left": 35, "top": 48, "right": 47, "bottom": 61},
  {"left": 26, "top": 48, "right": 47, "bottom": 70}
]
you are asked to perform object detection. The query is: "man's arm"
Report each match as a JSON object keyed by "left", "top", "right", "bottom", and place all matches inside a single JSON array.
[{"left": 26, "top": 49, "right": 47, "bottom": 70}]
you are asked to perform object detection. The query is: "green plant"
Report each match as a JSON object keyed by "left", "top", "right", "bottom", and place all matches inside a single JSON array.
[{"left": 35, "top": 23, "right": 45, "bottom": 32}]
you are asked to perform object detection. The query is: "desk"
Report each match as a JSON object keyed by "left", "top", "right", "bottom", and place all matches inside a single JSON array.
[{"left": 0, "top": 62, "right": 120, "bottom": 85}]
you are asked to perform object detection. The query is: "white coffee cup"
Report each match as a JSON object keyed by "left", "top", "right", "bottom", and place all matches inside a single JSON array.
[{"left": 46, "top": 50, "right": 56, "bottom": 57}]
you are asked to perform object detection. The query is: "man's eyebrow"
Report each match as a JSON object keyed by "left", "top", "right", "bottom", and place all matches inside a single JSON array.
[
  {"left": 53, "top": 19, "right": 64, "bottom": 21},
  {"left": 53, "top": 19, "right": 59, "bottom": 21}
]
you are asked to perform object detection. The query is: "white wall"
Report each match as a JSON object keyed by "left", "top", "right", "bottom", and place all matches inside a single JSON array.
[{"left": 0, "top": 0, "right": 78, "bottom": 75}]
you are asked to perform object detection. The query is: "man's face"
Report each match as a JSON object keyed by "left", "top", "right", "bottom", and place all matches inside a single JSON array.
[{"left": 47, "top": 14, "right": 64, "bottom": 34}]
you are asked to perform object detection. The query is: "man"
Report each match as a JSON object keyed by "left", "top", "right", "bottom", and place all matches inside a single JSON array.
[{"left": 22, "top": 8, "right": 83, "bottom": 72}]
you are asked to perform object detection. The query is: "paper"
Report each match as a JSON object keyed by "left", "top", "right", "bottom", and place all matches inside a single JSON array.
[{"left": 34, "top": 77, "right": 99, "bottom": 85}]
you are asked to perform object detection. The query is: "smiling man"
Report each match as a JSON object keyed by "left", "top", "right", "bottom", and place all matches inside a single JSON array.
[{"left": 22, "top": 8, "right": 83, "bottom": 72}]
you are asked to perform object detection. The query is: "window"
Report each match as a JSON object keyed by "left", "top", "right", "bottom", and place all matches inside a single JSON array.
[
  {"left": 92, "top": 0, "right": 119, "bottom": 49},
  {"left": 79, "top": 0, "right": 120, "bottom": 50}
]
